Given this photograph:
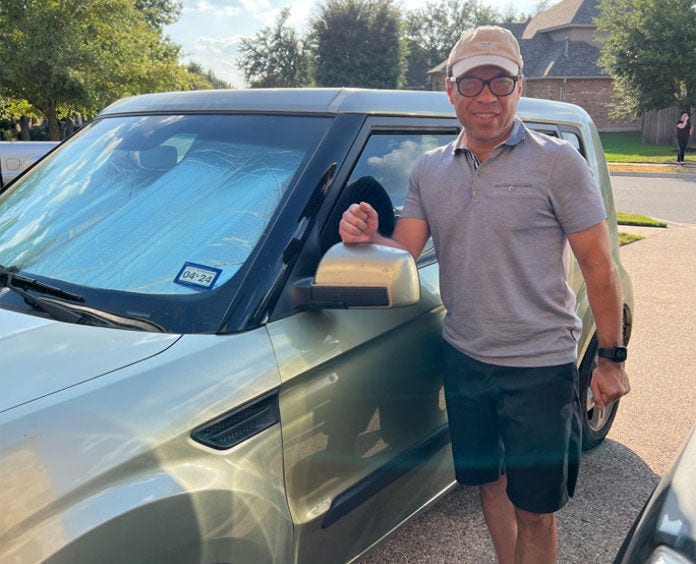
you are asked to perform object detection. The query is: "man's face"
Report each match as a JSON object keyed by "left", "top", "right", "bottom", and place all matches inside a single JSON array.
[{"left": 446, "top": 65, "right": 523, "bottom": 156}]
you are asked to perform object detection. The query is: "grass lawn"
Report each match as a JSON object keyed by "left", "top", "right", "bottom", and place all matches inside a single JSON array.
[
  {"left": 600, "top": 131, "right": 681, "bottom": 164},
  {"left": 616, "top": 212, "right": 667, "bottom": 228},
  {"left": 616, "top": 213, "right": 666, "bottom": 246},
  {"left": 619, "top": 232, "right": 644, "bottom": 246}
]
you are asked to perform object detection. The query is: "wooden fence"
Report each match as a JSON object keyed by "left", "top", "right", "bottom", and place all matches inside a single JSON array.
[{"left": 642, "top": 107, "right": 692, "bottom": 145}]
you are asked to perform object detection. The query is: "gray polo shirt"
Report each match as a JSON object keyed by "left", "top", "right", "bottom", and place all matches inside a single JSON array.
[{"left": 401, "top": 119, "right": 606, "bottom": 367}]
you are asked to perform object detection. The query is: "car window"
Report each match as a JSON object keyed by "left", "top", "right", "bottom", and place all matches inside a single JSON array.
[
  {"left": 0, "top": 114, "right": 331, "bottom": 295},
  {"left": 347, "top": 132, "right": 456, "bottom": 216},
  {"left": 526, "top": 123, "right": 585, "bottom": 157},
  {"left": 561, "top": 131, "right": 582, "bottom": 152}
]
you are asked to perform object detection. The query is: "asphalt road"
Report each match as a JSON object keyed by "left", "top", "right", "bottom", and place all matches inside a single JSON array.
[
  {"left": 611, "top": 170, "right": 696, "bottom": 223},
  {"left": 357, "top": 174, "right": 696, "bottom": 564}
]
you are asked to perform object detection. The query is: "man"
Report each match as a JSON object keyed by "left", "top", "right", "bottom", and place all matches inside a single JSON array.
[{"left": 339, "top": 26, "right": 630, "bottom": 564}]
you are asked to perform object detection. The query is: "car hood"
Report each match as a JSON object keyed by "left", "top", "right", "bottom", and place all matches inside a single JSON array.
[{"left": 0, "top": 307, "right": 181, "bottom": 413}]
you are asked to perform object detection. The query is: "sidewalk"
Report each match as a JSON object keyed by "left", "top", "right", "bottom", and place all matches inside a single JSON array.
[
  {"left": 615, "top": 220, "right": 696, "bottom": 474},
  {"left": 608, "top": 161, "right": 696, "bottom": 175}
]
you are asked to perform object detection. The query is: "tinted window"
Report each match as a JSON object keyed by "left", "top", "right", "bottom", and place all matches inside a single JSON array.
[{"left": 348, "top": 132, "right": 456, "bottom": 215}]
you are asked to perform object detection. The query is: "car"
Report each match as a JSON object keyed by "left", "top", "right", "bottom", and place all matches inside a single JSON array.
[
  {"left": 0, "top": 140, "right": 59, "bottom": 188},
  {"left": 0, "top": 88, "right": 634, "bottom": 563},
  {"left": 615, "top": 426, "right": 696, "bottom": 564}
]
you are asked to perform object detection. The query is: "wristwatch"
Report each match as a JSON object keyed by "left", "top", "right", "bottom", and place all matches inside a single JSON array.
[{"left": 597, "top": 345, "right": 628, "bottom": 363}]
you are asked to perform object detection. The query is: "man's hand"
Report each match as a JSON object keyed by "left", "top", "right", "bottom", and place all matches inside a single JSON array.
[
  {"left": 590, "top": 359, "right": 630, "bottom": 411},
  {"left": 339, "top": 202, "right": 379, "bottom": 243}
]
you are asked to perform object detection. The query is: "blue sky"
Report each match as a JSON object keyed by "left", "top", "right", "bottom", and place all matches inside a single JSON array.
[{"left": 165, "top": 0, "right": 546, "bottom": 88}]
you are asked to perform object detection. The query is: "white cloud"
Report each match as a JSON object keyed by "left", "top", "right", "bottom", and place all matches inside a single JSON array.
[
  {"left": 182, "top": 0, "right": 215, "bottom": 12},
  {"left": 239, "top": 0, "right": 271, "bottom": 13},
  {"left": 196, "top": 35, "right": 241, "bottom": 54},
  {"left": 182, "top": 0, "right": 241, "bottom": 16}
]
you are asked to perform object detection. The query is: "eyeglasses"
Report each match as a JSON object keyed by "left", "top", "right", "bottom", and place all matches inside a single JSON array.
[{"left": 450, "top": 75, "right": 519, "bottom": 97}]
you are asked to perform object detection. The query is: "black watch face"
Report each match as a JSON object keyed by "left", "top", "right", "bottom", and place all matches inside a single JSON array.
[{"left": 614, "top": 347, "right": 628, "bottom": 362}]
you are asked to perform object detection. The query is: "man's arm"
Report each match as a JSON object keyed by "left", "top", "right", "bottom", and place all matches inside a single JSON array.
[
  {"left": 567, "top": 221, "right": 630, "bottom": 410},
  {"left": 339, "top": 202, "right": 430, "bottom": 260}
]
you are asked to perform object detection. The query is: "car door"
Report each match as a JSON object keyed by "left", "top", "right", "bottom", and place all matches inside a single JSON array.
[{"left": 266, "top": 118, "right": 460, "bottom": 563}]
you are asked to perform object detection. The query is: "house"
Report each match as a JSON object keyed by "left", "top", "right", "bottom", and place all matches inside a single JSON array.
[{"left": 428, "top": 0, "right": 641, "bottom": 132}]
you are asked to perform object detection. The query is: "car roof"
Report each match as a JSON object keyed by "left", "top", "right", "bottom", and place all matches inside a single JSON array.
[{"left": 99, "top": 88, "right": 592, "bottom": 126}]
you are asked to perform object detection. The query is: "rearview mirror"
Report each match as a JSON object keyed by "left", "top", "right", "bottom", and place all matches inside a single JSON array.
[{"left": 294, "top": 243, "right": 420, "bottom": 308}]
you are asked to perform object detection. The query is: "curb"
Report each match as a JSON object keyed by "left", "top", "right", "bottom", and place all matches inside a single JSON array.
[{"left": 608, "top": 162, "right": 696, "bottom": 176}]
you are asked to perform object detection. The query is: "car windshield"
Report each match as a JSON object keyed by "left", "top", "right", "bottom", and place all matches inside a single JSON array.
[{"left": 0, "top": 114, "right": 330, "bottom": 295}]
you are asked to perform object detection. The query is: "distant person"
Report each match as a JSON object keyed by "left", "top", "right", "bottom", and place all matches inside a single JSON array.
[{"left": 676, "top": 111, "right": 693, "bottom": 165}]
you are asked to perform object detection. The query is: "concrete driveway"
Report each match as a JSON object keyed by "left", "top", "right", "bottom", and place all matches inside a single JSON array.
[{"left": 358, "top": 222, "right": 696, "bottom": 563}]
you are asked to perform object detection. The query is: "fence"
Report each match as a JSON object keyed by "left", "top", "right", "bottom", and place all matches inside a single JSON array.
[{"left": 642, "top": 107, "right": 692, "bottom": 145}]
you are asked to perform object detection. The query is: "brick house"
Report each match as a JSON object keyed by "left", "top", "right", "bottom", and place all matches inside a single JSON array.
[{"left": 428, "top": 0, "right": 640, "bottom": 132}]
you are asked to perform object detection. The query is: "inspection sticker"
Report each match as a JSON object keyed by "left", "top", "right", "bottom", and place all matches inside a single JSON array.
[{"left": 174, "top": 262, "right": 222, "bottom": 291}]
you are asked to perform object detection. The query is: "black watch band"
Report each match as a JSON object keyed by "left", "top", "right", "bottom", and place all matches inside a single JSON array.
[{"left": 597, "top": 345, "right": 628, "bottom": 363}]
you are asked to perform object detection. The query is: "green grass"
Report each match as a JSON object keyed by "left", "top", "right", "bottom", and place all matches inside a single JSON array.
[
  {"left": 600, "top": 131, "right": 677, "bottom": 163},
  {"left": 616, "top": 212, "right": 668, "bottom": 228},
  {"left": 619, "top": 232, "right": 644, "bottom": 246},
  {"left": 616, "top": 213, "right": 666, "bottom": 246}
]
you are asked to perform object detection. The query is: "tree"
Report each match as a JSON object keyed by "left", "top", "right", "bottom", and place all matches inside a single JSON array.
[
  {"left": 403, "top": 0, "right": 498, "bottom": 89},
  {"left": 0, "top": 0, "right": 191, "bottom": 140},
  {"left": 310, "top": 0, "right": 407, "bottom": 89},
  {"left": 0, "top": 98, "right": 40, "bottom": 140},
  {"left": 135, "top": 0, "right": 181, "bottom": 27},
  {"left": 596, "top": 0, "right": 696, "bottom": 116},
  {"left": 238, "top": 8, "right": 310, "bottom": 88},
  {"left": 185, "top": 62, "right": 232, "bottom": 90}
]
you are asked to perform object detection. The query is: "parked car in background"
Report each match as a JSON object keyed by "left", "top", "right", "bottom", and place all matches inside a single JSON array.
[
  {"left": 0, "top": 89, "right": 634, "bottom": 563},
  {"left": 616, "top": 426, "right": 696, "bottom": 564},
  {"left": 0, "top": 140, "right": 59, "bottom": 188}
]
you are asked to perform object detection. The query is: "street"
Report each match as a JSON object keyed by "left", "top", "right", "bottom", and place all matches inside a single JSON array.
[
  {"left": 357, "top": 173, "right": 696, "bottom": 563},
  {"left": 611, "top": 170, "right": 696, "bottom": 223}
]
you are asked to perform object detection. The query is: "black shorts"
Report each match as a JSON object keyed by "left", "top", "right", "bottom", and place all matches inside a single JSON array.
[{"left": 443, "top": 341, "right": 582, "bottom": 514}]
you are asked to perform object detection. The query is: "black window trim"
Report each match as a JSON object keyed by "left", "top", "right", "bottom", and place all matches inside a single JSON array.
[{"left": 267, "top": 116, "right": 461, "bottom": 324}]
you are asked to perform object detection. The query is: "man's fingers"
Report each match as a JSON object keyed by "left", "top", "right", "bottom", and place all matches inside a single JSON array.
[
  {"left": 590, "top": 364, "right": 630, "bottom": 412},
  {"left": 340, "top": 217, "right": 363, "bottom": 236},
  {"left": 590, "top": 380, "right": 606, "bottom": 410},
  {"left": 338, "top": 202, "right": 378, "bottom": 244},
  {"left": 341, "top": 210, "right": 367, "bottom": 233}
]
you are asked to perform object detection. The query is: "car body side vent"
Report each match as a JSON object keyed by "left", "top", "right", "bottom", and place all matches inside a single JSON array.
[{"left": 191, "top": 391, "right": 280, "bottom": 450}]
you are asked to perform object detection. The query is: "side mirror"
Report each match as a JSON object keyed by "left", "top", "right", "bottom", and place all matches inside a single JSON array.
[{"left": 294, "top": 243, "right": 420, "bottom": 308}]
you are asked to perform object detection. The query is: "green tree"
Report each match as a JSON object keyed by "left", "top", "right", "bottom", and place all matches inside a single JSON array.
[
  {"left": 404, "top": 0, "right": 497, "bottom": 89},
  {"left": 238, "top": 8, "right": 310, "bottom": 88},
  {"left": 596, "top": 0, "right": 696, "bottom": 115},
  {"left": 0, "top": 98, "right": 40, "bottom": 140},
  {"left": 310, "top": 0, "right": 407, "bottom": 89},
  {"left": 185, "top": 62, "right": 232, "bottom": 90},
  {"left": 135, "top": 0, "right": 181, "bottom": 27},
  {"left": 0, "top": 0, "right": 190, "bottom": 140}
]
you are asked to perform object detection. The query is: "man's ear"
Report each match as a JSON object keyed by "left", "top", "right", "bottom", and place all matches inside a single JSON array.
[{"left": 445, "top": 78, "right": 456, "bottom": 105}]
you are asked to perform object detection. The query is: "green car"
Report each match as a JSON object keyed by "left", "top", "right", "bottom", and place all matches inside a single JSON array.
[{"left": 0, "top": 89, "right": 633, "bottom": 563}]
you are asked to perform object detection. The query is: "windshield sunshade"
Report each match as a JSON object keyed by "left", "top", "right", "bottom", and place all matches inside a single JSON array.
[{"left": 0, "top": 114, "right": 330, "bottom": 295}]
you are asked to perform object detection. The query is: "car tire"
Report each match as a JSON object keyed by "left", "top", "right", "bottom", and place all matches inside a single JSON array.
[{"left": 579, "top": 334, "right": 620, "bottom": 450}]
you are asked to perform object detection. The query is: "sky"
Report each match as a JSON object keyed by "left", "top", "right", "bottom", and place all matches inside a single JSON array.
[{"left": 164, "top": 0, "right": 545, "bottom": 88}]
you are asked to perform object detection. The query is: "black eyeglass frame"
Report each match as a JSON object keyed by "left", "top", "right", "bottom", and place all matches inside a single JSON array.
[{"left": 449, "top": 75, "right": 520, "bottom": 98}]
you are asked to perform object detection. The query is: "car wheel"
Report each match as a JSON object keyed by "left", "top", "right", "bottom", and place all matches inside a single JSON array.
[{"left": 579, "top": 334, "right": 619, "bottom": 450}]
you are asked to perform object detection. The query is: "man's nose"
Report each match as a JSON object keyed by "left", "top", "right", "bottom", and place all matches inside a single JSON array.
[{"left": 476, "top": 83, "right": 498, "bottom": 103}]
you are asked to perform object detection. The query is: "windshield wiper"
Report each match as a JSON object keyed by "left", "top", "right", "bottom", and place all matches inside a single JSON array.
[
  {"left": 0, "top": 265, "right": 165, "bottom": 330},
  {"left": 0, "top": 265, "right": 87, "bottom": 323},
  {"left": 0, "top": 265, "right": 84, "bottom": 302}
]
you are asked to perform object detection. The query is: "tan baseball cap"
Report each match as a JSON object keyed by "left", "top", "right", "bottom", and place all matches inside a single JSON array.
[{"left": 448, "top": 26, "right": 523, "bottom": 79}]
